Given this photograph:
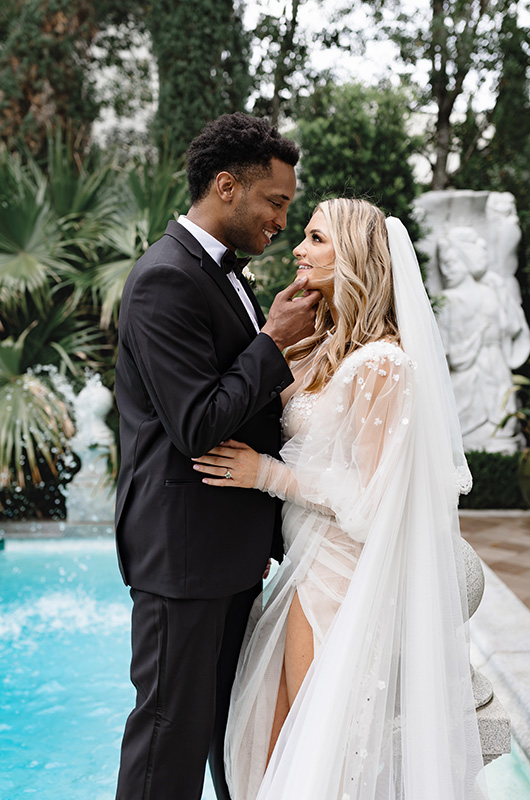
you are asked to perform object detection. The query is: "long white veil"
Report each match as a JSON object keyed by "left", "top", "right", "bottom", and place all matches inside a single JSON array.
[{"left": 251, "top": 218, "right": 488, "bottom": 800}]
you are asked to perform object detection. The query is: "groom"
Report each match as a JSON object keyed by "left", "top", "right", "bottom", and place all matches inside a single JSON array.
[{"left": 114, "top": 112, "right": 320, "bottom": 800}]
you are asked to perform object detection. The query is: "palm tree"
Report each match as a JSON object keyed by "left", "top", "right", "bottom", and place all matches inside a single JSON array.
[
  {"left": 0, "top": 139, "right": 115, "bottom": 496},
  {"left": 0, "top": 151, "right": 79, "bottom": 315},
  {"left": 91, "top": 152, "right": 189, "bottom": 328},
  {"left": 0, "top": 331, "right": 74, "bottom": 488},
  {"left": 0, "top": 295, "right": 105, "bottom": 488},
  {"left": 0, "top": 140, "right": 187, "bottom": 507}
]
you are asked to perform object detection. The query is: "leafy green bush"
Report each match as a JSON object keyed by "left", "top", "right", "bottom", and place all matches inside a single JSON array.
[
  {"left": 460, "top": 450, "right": 527, "bottom": 509},
  {"left": 0, "top": 452, "right": 80, "bottom": 520},
  {"left": 289, "top": 81, "right": 422, "bottom": 248}
]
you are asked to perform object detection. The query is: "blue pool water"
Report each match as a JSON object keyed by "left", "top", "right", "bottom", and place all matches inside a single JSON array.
[
  {"left": 0, "top": 538, "right": 216, "bottom": 800},
  {"left": 1, "top": 538, "right": 529, "bottom": 799}
]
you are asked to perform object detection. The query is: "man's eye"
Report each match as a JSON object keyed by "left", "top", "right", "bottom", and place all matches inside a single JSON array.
[{"left": 270, "top": 200, "right": 282, "bottom": 208}]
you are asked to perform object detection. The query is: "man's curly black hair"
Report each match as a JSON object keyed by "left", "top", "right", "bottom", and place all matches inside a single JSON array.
[{"left": 186, "top": 112, "right": 300, "bottom": 205}]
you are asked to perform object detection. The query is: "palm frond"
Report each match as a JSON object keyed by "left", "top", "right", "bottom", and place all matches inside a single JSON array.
[
  {"left": 125, "top": 152, "right": 189, "bottom": 243},
  {"left": 19, "top": 298, "right": 106, "bottom": 376},
  {"left": 0, "top": 300, "right": 106, "bottom": 380},
  {"left": 46, "top": 130, "right": 116, "bottom": 218},
  {"left": 0, "top": 374, "right": 74, "bottom": 488},
  {"left": 44, "top": 132, "right": 121, "bottom": 254},
  {"left": 96, "top": 255, "right": 138, "bottom": 329},
  {"left": 0, "top": 325, "right": 35, "bottom": 383},
  {"left": 498, "top": 374, "right": 530, "bottom": 437},
  {"left": 0, "top": 153, "right": 79, "bottom": 313},
  {"left": 93, "top": 218, "right": 145, "bottom": 328}
]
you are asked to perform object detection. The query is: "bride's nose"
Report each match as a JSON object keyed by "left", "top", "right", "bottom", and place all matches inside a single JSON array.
[{"left": 293, "top": 241, "right": 304, "bottom": 258}]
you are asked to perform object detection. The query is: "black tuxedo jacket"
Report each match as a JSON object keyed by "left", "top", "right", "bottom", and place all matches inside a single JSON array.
[{"left": 115, "top": 220, "right": 293, "bottom": 600}]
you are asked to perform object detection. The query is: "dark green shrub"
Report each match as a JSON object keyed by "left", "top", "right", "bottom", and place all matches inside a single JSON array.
[
  {"left": 460, "top": 450, "right": 526, "bottom": 509},
  {"left": 0, "top": 452, "right": 81, "bottom": 520}
]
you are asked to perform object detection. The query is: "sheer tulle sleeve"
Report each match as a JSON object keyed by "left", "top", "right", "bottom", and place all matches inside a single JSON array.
[{"left": 254, "top": 343, "right": 415, "bottom": 542}]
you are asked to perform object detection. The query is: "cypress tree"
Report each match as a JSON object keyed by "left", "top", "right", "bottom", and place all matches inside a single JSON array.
[
  {"left": 148, "top": 0, "right": 252, "bottom": 157},
  {"left": 0, "top": 0, "right": 99, "bottom": 157}
]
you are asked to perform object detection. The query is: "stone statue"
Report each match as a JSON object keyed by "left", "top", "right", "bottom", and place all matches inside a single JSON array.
[
  {"left": 436, "top": 227, "right": 530, "bottom": 453},
  {"left": 65, "top": 375, "right": 116, "bottom": 524},
  {"left": 486, "top": 192, "right": 522, "bottom": 303},
  {"left": 414, "top": 190, "right": 530, "bottom": 452}
]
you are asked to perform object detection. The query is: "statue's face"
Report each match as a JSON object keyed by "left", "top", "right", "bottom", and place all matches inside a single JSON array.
[
  {"left": 439, "top": 244, "right": 469, "bottom": 287},
  {"left": 440, "top": 228, "right": 488, "bottom": 285}
]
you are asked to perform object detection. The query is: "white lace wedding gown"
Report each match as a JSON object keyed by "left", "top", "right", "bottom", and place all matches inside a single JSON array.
[{"left": 224, "top": 339, "right": 487, "bottom": 800}]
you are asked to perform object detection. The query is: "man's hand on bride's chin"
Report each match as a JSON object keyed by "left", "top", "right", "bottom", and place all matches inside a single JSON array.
[{"left": 191, "top": 439, "right": 260, "bottom": 488}]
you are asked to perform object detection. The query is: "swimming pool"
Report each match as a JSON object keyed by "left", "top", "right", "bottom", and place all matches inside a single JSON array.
[
  {"left": 0, "top": 538, "right": 216, "bottom": 800},
  {"left": 0, "top": 538, "right": 529, "bottom": 799}
]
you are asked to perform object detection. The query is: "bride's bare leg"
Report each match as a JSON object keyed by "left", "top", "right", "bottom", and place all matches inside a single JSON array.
[
  {"left": 267, "top": 591, "right": 314, "bottom": 764},
  {"left": 266, "top": 664, "right": 289, "bottom": 765},
  {"left": 285, "top": 590, "right": 314, "bottom": 704}
]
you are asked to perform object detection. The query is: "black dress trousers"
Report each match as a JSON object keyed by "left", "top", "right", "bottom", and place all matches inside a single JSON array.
[{"left": 116, "top": 582, "right": 261, "bottom": 800}]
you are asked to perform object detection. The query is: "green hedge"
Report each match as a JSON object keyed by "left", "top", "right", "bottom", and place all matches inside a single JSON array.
[
  {"left": 0, "top": 453, "right": 80, "bottom": 521},
  {"left": 460, "top": 450, "right": 527, "bottom": 509}
]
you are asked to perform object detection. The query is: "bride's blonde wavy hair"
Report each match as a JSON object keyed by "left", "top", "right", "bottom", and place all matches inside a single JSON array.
[{"left": 286, "top": 197, "right": 400, "bottom": 393}]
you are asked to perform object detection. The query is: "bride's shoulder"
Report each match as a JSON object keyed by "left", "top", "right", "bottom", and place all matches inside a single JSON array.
[{"left": 335, "top": 340, "right": 415, "bottom": 382}]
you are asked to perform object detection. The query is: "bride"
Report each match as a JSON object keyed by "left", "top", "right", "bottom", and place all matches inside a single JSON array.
[{"left": 192, "top": 198, "right": 488, "bottom": 800}]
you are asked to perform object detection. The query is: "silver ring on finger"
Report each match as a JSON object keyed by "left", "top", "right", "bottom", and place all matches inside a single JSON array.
[{"left": 225, "top": 470, "right": 232, "bottom": 480}]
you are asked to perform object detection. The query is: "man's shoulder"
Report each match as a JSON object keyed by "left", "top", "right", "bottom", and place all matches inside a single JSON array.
[
  {"left": 126, "top": 223, "right": 206, "bottom": 287},
  {"left": 140, "top": 221, "right": 202, "bottom": 268},
  {"left": 162, "top": 219, "right": 203, "bottom": 256},
  {"left": 119, "top": 229, "right": 210, "bottom": 319}
]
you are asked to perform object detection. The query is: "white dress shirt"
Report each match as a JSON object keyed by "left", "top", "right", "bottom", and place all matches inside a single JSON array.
[{"left": 177, "top": 216, "right": 261, "bottom": 333}]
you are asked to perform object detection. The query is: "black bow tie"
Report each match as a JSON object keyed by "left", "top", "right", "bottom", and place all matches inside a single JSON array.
[{"left": 221, "top": 249, "right": 251, "bottom": 278}]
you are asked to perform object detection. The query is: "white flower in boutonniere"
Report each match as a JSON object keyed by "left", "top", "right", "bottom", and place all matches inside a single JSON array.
[{"left": 242, "top": 266, "right": 256, "bottom": 286}]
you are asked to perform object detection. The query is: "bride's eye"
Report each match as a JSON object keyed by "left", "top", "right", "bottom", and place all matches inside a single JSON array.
[{"left": 312, "top": 233, "right": 322, "bottom": 242}]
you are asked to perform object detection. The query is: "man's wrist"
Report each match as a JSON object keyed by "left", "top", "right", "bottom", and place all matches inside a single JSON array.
[{"left": 260, "top": 324, "right": 286, "bottom": 352}]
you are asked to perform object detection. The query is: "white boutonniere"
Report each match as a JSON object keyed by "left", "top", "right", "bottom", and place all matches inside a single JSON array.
[{"left": 242, "top": 265, "right": 256, "bottom": 286}]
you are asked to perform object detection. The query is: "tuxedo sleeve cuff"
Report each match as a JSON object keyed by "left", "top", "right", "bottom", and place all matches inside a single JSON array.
[{"left": 253, "top": 332, "right": 294, "bottom": 396}]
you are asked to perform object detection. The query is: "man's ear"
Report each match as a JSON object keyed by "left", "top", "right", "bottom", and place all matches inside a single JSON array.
[{"left": 215, "top": 171, "right": 239, "bottom": 203}]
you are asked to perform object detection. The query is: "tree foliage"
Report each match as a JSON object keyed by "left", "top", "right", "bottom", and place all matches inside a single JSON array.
[
  {"left": 0, "top": 0, "right": 100, "bottom": 156},
  {"left": 250, "top": 0, "right": 360, "bottom": 126},
  {"left": 250, "top": 81, "right": 422, "bottom": 311},
  {"left": 0, "top": 0, "right": 150, "bottom": 157},
  {"left": 289, "top": 81, "right": 422, "bottom": 243},
  {"left": 251, "top": 0, "right": 312, "bottom": 126},
  {"left": 453, "top": 6, "right": 530, "bottom": 193},
  {"left": 452, "top": 8, "right": 530, "bottom": 315},
  {"left": 148, "top": 0, "right": 252, "bottom": 156},
  {"left": 371, "top": 0, "right": 525, "bottom": 189}
]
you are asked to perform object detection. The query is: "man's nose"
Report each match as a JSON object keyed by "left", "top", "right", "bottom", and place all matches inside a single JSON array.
[{"left": 274, "top": 207, "right": 288, "bottom": 231}]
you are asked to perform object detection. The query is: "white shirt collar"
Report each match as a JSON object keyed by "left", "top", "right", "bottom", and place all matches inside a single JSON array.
[
  {"left": 177, "top": 215, "right": 260, "bottom": 333},
  {"left": 177, "top": 215, "right": 227, "bottom": 267}
]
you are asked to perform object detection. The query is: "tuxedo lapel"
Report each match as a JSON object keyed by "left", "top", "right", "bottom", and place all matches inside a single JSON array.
[
  {"left": 200, "top": 252, "right": 258, "bottom": 340},
  {"left": 164, "top": 220, "right": 258, "bottom": 339},
  {"left": 239, "top": 274, "right": 266, "bottom": 328}
]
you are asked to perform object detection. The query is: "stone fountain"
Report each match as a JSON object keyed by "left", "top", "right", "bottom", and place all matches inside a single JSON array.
[{"left": 65, "top": 374, "right": 116, "bottom": 534}]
